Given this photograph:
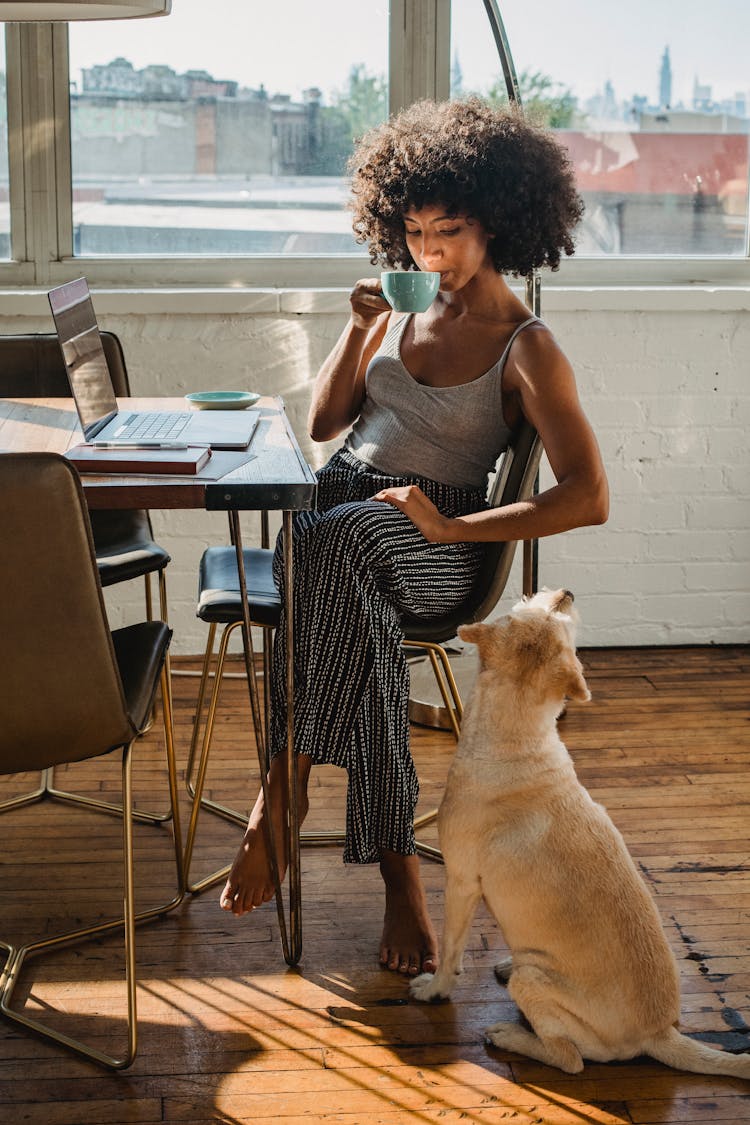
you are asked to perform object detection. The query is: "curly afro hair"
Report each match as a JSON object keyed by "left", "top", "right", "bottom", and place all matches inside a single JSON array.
[{"left": 348, "top": 97, "right": 584, "bottom": 277}]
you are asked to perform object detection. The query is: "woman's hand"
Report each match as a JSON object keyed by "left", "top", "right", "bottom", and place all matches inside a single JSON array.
[
  {"left": 350, "top": 278, "right": 391, "bottom": 330},
  {"left": 372, "top": 485, "right": 453, "bottom": 542},
  {"left": 308, "top": 280, "right": 391, "bottom": 442}
]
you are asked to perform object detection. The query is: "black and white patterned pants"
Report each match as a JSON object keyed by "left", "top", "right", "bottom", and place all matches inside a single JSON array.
[{"left": 270, "top": 448, "right": 488, "bottom": 864}]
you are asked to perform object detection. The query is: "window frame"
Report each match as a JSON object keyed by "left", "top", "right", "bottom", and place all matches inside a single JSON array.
[{"left": 1, "top": 0, "right": 749, "bottom": 291}]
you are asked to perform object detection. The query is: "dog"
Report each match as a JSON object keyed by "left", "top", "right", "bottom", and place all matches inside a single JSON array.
[{"left": 410, "top": 588, "right": 750, "bottom": 1077}]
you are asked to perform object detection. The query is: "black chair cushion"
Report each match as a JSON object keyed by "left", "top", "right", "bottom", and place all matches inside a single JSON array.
[
  {"left": 198, "top": 546, "right": 281, "bottom": 628},
  {"left": 91, "top": 510, "right": 171, "bottom": 586},
  {"left": 112, "top": 620, "right": 172, "bottom": 733}
]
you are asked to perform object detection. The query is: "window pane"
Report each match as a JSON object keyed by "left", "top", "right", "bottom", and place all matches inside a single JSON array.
[
  {"left": 0, "top": 27, "right": 9, "bottom": 260},
  {"left": 68, "top": 0, "right": 387, "bottom": 256},
  {"left": 451, "top": 0, "right": 750, "bottom": 256}
]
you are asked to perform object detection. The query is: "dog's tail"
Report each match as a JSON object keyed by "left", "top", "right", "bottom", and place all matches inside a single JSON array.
[{"left": 644, "top": 1026, "right": 750, "bottom": 1077}]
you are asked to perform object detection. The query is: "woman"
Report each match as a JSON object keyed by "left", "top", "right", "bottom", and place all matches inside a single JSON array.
[{"left": 220, "top": 98, "right": 609, "bottom": 977}]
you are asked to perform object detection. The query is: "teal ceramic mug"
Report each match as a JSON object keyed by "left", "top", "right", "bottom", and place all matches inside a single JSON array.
[{"left": 380, "top": 270, "right": 440, "bottom": 313}]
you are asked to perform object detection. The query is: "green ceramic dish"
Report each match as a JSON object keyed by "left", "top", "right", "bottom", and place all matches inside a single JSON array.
[{"left": 185, "top": 391, "right": 260, "bottom": 411}]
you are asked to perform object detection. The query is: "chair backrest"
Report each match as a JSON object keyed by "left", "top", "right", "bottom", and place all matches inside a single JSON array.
[
  {"left": 0, "top": 331, "right": 156, "bottom": 551},
  {"left": 470, "top": 416, "right": 543, "bottom": 624},
  {"left": 0, "top": 453, "right": 136, "bottom": 773},
  {"left": 0, "top": 331, "right": 131, "bottom": 397},
  {"left": 401, "top": 417, "right": 542, "bottom": 642}
]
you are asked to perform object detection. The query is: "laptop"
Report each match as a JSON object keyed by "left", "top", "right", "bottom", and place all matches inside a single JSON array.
[{"left": 48, "top": 278, "right": 259, "bottom": 450}]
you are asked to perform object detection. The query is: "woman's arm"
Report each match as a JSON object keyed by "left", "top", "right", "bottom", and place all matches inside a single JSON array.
[
  {"left": 307, "top": 279, "right": 392, "bottom": 442},
  {"left": 373, "top": 326, "right": 609, "bottom": 543}
]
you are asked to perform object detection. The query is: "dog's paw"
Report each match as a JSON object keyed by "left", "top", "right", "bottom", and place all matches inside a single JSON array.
[
  {"left": 494, "top": 956, "right": 513, "bottom": 984},
  {"left": 484, "top": 1021, "right": 509, "bottom": 1048},
  {"left": 409, "top": 972, "right": 451, "bottom": 1003}
]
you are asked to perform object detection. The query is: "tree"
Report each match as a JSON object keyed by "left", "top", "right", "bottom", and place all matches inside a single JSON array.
[
  {"left": 331, "top": 64, "right": 387, "bottom": 145},
  {"left": 313, "top": 64, "right": 388, "bottom": 175},
  {"left": 486, "top": 67, "right": 579, "bottom": 128}
]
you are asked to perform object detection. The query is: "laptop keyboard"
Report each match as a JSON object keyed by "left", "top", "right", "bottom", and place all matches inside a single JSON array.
[{"left": 114, "top": 411, "right": 191, "bottom": 440}]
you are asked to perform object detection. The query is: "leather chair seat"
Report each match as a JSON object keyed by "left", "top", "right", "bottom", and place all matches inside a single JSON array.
[
  {"left": 197, "top": 546, "right": 280, "bottom": 628},
  {"left": 93, "top": 511, "right": 170, "bottom": 586},
  {"left": 112, "top": 620, "right": 172, "bottom": 733}
]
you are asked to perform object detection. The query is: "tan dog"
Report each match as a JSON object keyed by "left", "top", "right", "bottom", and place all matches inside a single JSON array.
[{"left": 411, "top": 589, "right": 750, "bottom": 1077}]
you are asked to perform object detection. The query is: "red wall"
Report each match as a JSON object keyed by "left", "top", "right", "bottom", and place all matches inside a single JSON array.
[{"left": 557, "top": 130, "right": 748, "bottom": 198}]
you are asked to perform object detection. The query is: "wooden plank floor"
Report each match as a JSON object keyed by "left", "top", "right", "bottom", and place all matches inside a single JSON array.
[{"left": 0, "top": 644, "right": 748, "bottom": 1125}]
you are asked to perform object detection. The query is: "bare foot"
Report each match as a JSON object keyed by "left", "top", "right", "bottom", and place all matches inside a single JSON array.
[
  {"left": 220, "top": 753, "right": 310, "bottom": 916},
  {"left": 379, "top": 851, "right": 438, "bottom": 976}
]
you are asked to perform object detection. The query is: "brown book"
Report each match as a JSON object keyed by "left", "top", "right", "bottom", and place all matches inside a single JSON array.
[{"left": 65, "top": 443, "right": 212, "bottom": 475}]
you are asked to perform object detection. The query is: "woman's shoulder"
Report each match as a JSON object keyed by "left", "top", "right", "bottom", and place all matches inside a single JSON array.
[
  {"left": 502, "top": 316, "right": 573, "bottom": 391},
  {"left": 507, "top": 315, "right": 562, "bottom": 359}
]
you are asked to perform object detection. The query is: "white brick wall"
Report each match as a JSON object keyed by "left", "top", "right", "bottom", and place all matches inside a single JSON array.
[
  {"left": 2, "top": 291, "right": 747, "bottom": 650},
  {"left": 539, "top": 305, "right": 749, "bottom": 644}
]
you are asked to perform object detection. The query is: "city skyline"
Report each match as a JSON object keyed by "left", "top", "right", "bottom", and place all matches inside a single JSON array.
[
  {"left": 66, "top": 0, "right": 750, "bottom": 110},
  {"left": 76, "top": 48, "right": 745, "bottom": 125}
]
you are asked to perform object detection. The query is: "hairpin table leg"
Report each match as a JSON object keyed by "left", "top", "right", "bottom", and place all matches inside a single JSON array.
[{"left": 229, "top": 508, "right": 301, "bottom": 967}]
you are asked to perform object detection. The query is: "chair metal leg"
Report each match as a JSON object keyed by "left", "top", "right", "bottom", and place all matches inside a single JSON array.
[
  {"left": 185, "top": 622, "right": 248, "bottom": 827},
  {"left": 0, "top": 675, "right": 184, "bottom": 1070},
  {"left": 41, "top": 778, "right": 174, "bottom": 825},
  {"left": 144, "top": 572, "right": 157, "bottom": 730},
  {"left": 184, "top": 622, "right": 251, "bottom": 895},
  {"left": 403, "top": 638, "right": 466, "bottom": 863},
  {"left": 0, "top": 766, "right": 52, "bottom": 813},
  {"left": 0, "top": 940, "right": 15, "bottom": 997},
  {"left": 157, "top": 568, "right": 174, "bottom": 724},
  {"left": 185, "top": 621, "right": 219, "bottom": 800},
  {"left": 144, "top": 568, "right": 173, "bottom": 733},
  {"left": 403, "top": 639, "right": 463, "bottom": 740},
  {"left": 158, "top": 663, "right": 186, "bottom": 900},
  {"left": 1, "top": 761, "right": 171, "bottom": 826}
]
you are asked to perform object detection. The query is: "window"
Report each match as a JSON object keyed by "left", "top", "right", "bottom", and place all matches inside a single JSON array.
[
  {"left": 68, "top": 0, "right": 388, "bottom": 256},
  {"left": 1, "top": 2, "right": 749, "bottom": 286},
  {"left": 451, "top": 0, "right": 750, "bottom": 257},
  {"left": 0, "top": 26, "right": 9, "bottom": 260}
]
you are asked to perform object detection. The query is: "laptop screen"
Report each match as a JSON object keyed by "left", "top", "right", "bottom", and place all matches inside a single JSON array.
[{"left": 48, "top": 278, "right": 118, "bottom": 439}]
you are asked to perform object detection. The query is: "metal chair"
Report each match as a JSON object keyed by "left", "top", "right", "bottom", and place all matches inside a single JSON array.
[
  {"left": 0, "top": 332, "right": 172, "bottom": 816},
  {"left": 182, "top": 417, "right": 542, "bottom": 889},
  {"left": 0, "top": 452, "right": 184, "bottom": 1069}
]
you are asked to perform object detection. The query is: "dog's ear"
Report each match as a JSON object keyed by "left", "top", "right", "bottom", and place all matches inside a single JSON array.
[
  {"left": 458, "top": 621, "right": 509, "bottom": 670},
  {"left": 458, "top": 623, "right": 483, "bottom": 646},
  {"left": 561, "top": 652, "right": 591, "bottom": 702}
]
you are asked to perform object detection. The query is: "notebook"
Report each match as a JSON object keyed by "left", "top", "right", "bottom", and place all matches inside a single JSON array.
[
  {"left": 65, "top": 442, "right": 212, "bottom": 475},
  {"left": 47, "top": 278, "right": 259, "bottom": 451}
]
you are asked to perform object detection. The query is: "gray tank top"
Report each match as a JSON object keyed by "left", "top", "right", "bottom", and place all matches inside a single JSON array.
[{"left": 345, "top": 312, "right": 538, "bottom": 490}]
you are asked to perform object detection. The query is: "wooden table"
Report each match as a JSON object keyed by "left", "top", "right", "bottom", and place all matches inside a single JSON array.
[{"left": 0, "top": 393, "right": 317, "bottom": 965}]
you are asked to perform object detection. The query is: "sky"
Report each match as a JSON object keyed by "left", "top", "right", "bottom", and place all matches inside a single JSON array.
[{"left": 67, "top": 0, "right": 750, "bottom": 109}]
